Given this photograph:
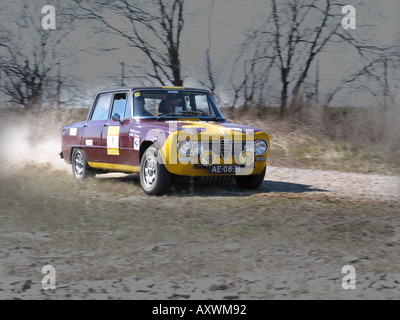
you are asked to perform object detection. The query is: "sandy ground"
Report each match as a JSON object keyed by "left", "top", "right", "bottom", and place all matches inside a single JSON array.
[
  {"left": 0, "top": 161, "right": 399, "bottom": 300},
  {"left": 0, "top": 111, "right": 399, "bottom": 300},
  {"left": 266, "top": 165, "right": 400, "bottom": 204}
]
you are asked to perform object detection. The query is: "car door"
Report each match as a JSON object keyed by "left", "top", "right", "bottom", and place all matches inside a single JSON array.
[
  {"left": 82, "top": 93, "right": 112, "bottom": 163},
  {"left": 102, "top": 92, "right": 133, "bottom": 165}
]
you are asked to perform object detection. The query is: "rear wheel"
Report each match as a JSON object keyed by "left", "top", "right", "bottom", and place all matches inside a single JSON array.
[
  {"left": 140, "top": 145, "right": 171, "bottom": 195},
  {"left": 235, "top": 165, "right": 266, "bottom": 189},
  {"left": 71, "top": 148, "right": 93, "bottom": 181}
]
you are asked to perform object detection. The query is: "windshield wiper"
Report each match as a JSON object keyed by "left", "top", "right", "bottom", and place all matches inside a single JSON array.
[
  {"left": 157, "top": 110, "right": 218, "bottom": 121},
  {"left": 183, "top": 111, "right": 219, "bottom": 120},
  {"left": 156, "top": 112, "right": 176, "bottom": 120},
  {"left": 176, "top": 110, "right": 204, "bottom": 116}
]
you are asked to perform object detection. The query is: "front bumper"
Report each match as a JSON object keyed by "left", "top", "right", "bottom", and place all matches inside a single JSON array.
[{"left": 159, "top": 131, "right": 270, "bottom": 176}]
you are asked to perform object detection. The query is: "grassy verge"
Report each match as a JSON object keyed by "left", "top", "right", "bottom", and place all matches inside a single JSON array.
[
  {"left": 1, "top": 106, "right": 399, "bottom": 176},
  {"left": 224, "top": 107, "right": 400, "bottom": 175}
]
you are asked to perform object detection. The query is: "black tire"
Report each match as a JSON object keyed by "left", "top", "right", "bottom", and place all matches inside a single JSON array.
[
  {"left": 235, "top": 165, "right": 266, "bottom": 189},
  {"left": 140, "top": 145, "right": 171, "bottom": 195},
  {"left": 71, "top": 148, "right": 94, "bottom": 181}
]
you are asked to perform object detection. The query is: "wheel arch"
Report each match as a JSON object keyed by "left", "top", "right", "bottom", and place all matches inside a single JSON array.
[
  {"left": 139, "top": 140, "right": 155, "bottom": 163},
  {"left": 70, "top": 146, "right": 80, "bottom": 162}
]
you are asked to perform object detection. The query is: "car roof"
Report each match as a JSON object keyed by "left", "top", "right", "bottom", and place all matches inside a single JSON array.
[{"left": 95, "top": 86, "right": 210, "bottom": 95}]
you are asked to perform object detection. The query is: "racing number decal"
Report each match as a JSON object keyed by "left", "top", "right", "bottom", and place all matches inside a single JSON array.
[{"left": 107, "top": 126, "right": 120, "bottom": 155}]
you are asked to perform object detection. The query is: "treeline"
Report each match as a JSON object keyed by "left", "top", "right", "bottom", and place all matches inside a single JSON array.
[{"left": 0, "top": 0, "right": 399, "bottom": 116}]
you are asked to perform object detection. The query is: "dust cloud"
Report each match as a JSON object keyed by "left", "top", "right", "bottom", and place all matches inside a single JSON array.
[{"left": 0, "top": 110, "right": 71, "bottom": 175}]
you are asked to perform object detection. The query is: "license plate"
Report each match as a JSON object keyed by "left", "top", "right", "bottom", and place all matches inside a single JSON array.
[{"left": 208, "top": 165, "right": 242, "bottom": 174}]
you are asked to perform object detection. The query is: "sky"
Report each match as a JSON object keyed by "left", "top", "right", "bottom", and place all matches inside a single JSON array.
[{"left": 1, "top": 0, "right": 399, "bottom": 107}]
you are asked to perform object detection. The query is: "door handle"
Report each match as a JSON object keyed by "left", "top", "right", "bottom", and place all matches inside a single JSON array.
[
  {"left": 103, "top": 123, "right": 108, "bottom": 127},
  {"left": 83, "top": 123, "right": 88, "bottom": 127}
]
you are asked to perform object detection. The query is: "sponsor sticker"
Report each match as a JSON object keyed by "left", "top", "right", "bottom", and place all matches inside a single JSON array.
[
  {"left": 69, "top": 128, "right": 77, "bottom": 136},
  {"left": 107, "top": 126, "right": 120, "bottom": 155},
  {"left": 107, "top": 148, "right": 119, "bottom": 156},
  {"left": 85, "top": 139, "right": 93, "bottom": 146},
  {"left": 134, "top": 137, "right": 140, "bottom": 150}
]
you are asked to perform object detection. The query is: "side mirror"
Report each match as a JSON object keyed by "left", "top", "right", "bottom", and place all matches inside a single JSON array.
[{"left": 112, "top": 113, "right": 123, "bottom": 124}]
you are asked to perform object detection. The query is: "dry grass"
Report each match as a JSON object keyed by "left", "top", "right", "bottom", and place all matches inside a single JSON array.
[
  {"left": 226, "top": 106, "right": 400, "bottom": 175},
  {"left": 1, "top": 105, "right": 399, "bottom": 176}
]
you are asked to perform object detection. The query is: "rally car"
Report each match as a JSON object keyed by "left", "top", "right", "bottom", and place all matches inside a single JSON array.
[{"left": 60, "top": 86, "right": 270, "bottom": 195}]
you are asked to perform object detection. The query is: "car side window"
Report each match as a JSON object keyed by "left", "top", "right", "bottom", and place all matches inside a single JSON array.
[
  {"left": 91, "top": 93, "right": 112, "bottom": 121},
  {"left": 123, "top": 93, "right": 131, "bottom": 118},
  {"left": 111, "top": 93, "right": 127, "bottom": 119}
]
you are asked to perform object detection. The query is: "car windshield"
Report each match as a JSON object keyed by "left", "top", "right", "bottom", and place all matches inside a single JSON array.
[{"left": 132, "top": 89, "right": 224, "bottom": 120}]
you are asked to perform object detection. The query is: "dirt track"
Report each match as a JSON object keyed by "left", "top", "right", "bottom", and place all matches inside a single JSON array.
[
  {"left": 266, "top": 165, "right": 400, "bottom": 204},
  {"left": 0, "top": 160, "right": 399, "bottom": 300}
]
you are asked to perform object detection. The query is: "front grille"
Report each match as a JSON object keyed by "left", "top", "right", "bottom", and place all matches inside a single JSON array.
[
  {"left": 207, "top": 139, "right": 244, "bottom": 159},
  {"left": 220, "top": 139, "right": 232, "bottom": 159}
]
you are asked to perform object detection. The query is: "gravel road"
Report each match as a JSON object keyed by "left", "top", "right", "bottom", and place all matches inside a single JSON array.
[
  {"left": 0, "top": 161, "right": 399, "bottom": 300},
  {"left": 265, "top": 166, "right": 400, "bottom": 204}
]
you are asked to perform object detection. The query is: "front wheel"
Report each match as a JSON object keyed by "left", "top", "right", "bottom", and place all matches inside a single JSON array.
[
  {"left": 71, "top": 148, "right": 94, "bottom": 181},
  {"left": 235, "top": 165, "right": 266, "bottom": 189},
  {"left": 140, "top": 145, "right": 171, "bottom": 195}
]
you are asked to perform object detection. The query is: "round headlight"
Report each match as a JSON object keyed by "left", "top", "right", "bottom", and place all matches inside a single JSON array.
[
  {"left": 244, "top": 142, "right": 255, "bottom": 153},
  {"left": 255, "top": 139, "right": 268, "bottom": 155},
  {"left": 177, "top": 139, "right": 192, "bottom": 157},
  {"left": 200, "top": 150, "right": 216, "bottom": 166},
  {"left": 191, "top": 141, "right": 204, "bottom": 156},
  {"left": 239, "top": 150, "right": 254, "bottom": 166}
]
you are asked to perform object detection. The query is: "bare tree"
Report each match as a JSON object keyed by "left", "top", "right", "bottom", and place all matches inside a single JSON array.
[
  {"left": 195, "top": 0, "right": 217, "bottom": 95},
  {"left": 231, "top": 0, "right": 394, "bottom": 116},
  {"left": 266, "top": 0, "right": 344, "bottom": 114},
  {"left": 0, "top": 2, "right": 75, "bottom": 109},
  {"left": 229, "top": 30, "right": 276, "bottom": 113},
  {"left": 73, "top": 0, "right": 185, "bottom": 87}
]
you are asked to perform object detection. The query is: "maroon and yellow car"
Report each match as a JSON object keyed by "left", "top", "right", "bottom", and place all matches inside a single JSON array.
[{"left": 60, "top": 86, "right": 270, "bottom": 195}]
